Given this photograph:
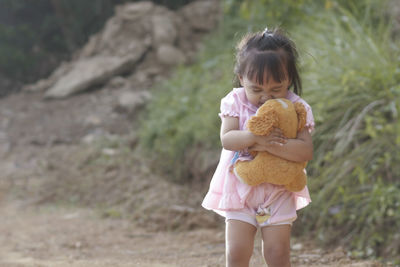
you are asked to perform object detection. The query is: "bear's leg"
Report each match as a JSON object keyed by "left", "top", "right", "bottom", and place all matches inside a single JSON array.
[
  {"left": 285, "top": 174, "right": 307, "bottom": 192},
  {"left": 234, "top": 160, "right": 264, "bottom": 186}
]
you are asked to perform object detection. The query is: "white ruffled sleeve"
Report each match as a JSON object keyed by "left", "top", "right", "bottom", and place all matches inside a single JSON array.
[
  {"left": 304, "top": 103, "right": 315, "bottom": 133},
  {"left": 219, "top": 90, "right": 240, "bottom": 119},
  {"left": 297, "top": 100, "right": 315, "bottom": 133}
]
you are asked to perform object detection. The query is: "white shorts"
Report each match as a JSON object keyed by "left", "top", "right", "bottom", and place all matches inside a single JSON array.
[
  {"left": 224, "top": 190, "right": 297, "bottom": 228},
  {"left": 225, "top": 210, "right": 295, "bottom": 228}
]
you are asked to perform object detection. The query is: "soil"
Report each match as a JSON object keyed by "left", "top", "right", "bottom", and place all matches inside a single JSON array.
[
  {"left": 0, "top": 90, "right": 386, "bottom": 266},
  {"left": 0, "top": 200, "right": 384, "bottom": 267}
]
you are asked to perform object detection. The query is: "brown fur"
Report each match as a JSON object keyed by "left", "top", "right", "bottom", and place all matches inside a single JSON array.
[{"left": 234, "top": 98, "right": 308, "bottom": 192}]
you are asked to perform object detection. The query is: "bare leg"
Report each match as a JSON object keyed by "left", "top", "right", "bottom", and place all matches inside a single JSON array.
[
  {"left": 261, "top": 224, "right": 292, "bottom": 267},
  {"left": 225, "top": 219, "right": 257, "bottom": 267}
]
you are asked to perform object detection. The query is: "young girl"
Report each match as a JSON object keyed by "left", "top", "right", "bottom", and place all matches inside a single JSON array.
[{"left": 202, "top": 27, "right": 314, "bottom": 267}]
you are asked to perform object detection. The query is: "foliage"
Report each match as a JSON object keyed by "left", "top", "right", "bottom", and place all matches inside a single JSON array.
[
  {"left": 138, "top": 26, "right": 236, "bottom": 182},
  {"left": 0, "top": 0, "right": 113, "bottom": 83},
  {"left": 138, "top": 0, "right": 321, "bottom": 183},
  {"left": 294, "top": 3, "right": 400, "bottom": 260},
  {"left": 138, "top": 0, "right": 400, "bottom": 261},
  {"left": 224, "top": 0, "right": 317, "bottom": 30}
]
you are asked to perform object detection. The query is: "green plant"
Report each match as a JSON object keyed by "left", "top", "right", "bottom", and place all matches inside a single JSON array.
[
  {"left": 138, "top": 29, "right": 236, "bottom": 182},
  {"left": 138, "top": 0, "right": 400, "bottom": 260},
  {"left": 138, "top": 0, "right": 318, "bottom": 183},
  {"left": 294, "top": 3, "right": 400, "bottom": 260}
]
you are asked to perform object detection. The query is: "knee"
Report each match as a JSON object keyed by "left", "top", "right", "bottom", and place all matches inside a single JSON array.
[
  {"left": 226, "top": 242, "right": 253, "bottom": 265},
  {"left": 263, "top": 244, "right": 290, "bottom": 266}
]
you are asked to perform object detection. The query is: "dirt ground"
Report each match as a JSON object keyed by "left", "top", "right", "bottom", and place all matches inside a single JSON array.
[
  {"left": 0, "top": 199, "right": 385, "bottom": 267},
  {"left": 0, "top": 91, "right": 388, "bottom": 267}
]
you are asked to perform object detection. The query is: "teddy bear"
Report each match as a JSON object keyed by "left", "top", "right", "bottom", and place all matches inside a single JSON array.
[{"left": 233, "top": 98, "right": 308, "bottom": 192}]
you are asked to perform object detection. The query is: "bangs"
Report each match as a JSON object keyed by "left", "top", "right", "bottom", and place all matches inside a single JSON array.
[{"left": 244, "top": 51, "right": 287, "bottom": 85}]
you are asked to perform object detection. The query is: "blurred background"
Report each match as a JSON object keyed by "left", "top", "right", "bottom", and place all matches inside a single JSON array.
[{"left": 0, "top": 0, "right": 399, "bottom": 265}]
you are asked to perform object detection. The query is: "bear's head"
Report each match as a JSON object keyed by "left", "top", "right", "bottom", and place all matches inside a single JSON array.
[{"left": 247, "top": 98, "right": 307, "bottom": 138}]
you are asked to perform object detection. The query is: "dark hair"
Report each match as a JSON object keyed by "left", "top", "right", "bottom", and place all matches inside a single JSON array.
[{"left": 234, "top": 27, "right": 302, "bottom": 95}]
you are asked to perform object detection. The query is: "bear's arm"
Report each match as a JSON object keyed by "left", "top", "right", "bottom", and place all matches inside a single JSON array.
[{"left": 247, "top": 116, "right": 277, "bottom": 136}]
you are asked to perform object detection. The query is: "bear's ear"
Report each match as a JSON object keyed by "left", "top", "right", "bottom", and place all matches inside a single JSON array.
[
  {"left": 247, "top": 110, "right": 278, "bottom": 135},
  {"left": 294, "top": 102, "right": 307, "bottom": 132}
]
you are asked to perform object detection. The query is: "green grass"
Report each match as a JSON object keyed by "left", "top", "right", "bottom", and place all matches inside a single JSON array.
[
  {"left": 137, "top": 0, "right": 400, "bottom": 261},
  {"left": 137, "top": 0, "right": 316, "bottom": 182},
  {"left": 294, "top": 4, "right": 400, "bottom": 260}
]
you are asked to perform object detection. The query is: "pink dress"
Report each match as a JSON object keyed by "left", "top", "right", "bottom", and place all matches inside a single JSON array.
[{"left": 202, "top": 87, "right": 315, "bottom": 224}]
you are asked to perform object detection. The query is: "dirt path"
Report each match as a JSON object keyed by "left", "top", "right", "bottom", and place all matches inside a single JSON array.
[{"left": 0, "top": 199, "right": 383, "bottom": 267}]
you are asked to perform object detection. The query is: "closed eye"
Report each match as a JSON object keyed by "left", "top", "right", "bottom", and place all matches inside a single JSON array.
[
  {"left": 250, "top": 86, "right": 263, "bottom": 93},
  {"left": 270, "top": 86, "right": 284, "bottom": 92}
]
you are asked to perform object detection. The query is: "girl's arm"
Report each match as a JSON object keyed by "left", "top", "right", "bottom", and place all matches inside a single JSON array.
[
  {"left": 249, "top": 128, "right": 313, "bottom": 162},
  {"left": 220, "top": 116, "right": 287, "bottom": 151}
]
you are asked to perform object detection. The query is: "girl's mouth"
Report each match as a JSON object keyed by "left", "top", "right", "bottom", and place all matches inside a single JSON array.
[{"left": 258, "top": 100, "right": 267, "bottom": 106}]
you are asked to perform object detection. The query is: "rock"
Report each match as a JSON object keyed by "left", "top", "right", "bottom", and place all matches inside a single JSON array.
[
  {"left": 115, "top": 91, "right": 151, "bottom": 113},
  {"left": 23, "top": 78, "right": 55, "bottom": 93},
  {"left": 79, "top": 35, "right": 99, "bottom": 58},
  {"left": 106, "top": 76, "right": 128, "bottom": 90},
  {"left": 102, "top": 148, "right": 118, "bottom": 156},
  {"left": 152, "top": 14, "right": 177, "bottom": 46},
  {"left": 22, "top": 0, "right": 220, "bottom": 99},
  {"left": 157, "top": 45, "right": 186, "bottom": 66},
  {"left": 84, "top": 115, "right": 102, "bottom": 127},
  {"left": 42, "top": 1, "right": 175, "bottom": 98},
  {"left": 292, "top": 243, "right": 303, "bottom": 250},
  {"left": 22, "top": 61, "right": 72, "bottom": 92},
  {"left": 81, "top": 128, "right": 109, "bottom": 144},
  {"left": 44, "top": 53, "right": 145, "bottom": 99},
  {"left": 180, "top": 0, "right": 221, "bottom": 32},
  {"left": 128, "top": 71, "right": 150, "bottom": 87},
  {"left": 116, "top": 1, "right": 154, "bottom": 20},
  {"left": 128, "top": 53, "right": 163, "bottom": 80},
  {"left": 81, "top": 134, "right": 97, "bottom": 144},
  {"left": 96, "top": 2, "right": 155, "bottom": 57}
]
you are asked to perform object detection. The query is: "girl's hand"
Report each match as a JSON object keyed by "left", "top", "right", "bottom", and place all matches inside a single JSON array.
[{"left": 249, "top": 128, "right": 287, "bottom": 152}]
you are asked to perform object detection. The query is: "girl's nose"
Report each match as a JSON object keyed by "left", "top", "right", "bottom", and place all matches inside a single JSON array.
[
  {"left": 260, "top": 95, "right": 269, "bottom": 103},
  {"left": 261, "top": 94, "right": 274, "bottom": 102}
]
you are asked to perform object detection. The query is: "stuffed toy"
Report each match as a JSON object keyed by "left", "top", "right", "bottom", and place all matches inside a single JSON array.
[{"left": 233, "top": 98, "right": 308, "bottom": 192}]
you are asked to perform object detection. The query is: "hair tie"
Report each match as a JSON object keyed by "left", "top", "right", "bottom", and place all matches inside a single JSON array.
[{"left": 262, "top": 27, "right": 273, "bottom": 37}]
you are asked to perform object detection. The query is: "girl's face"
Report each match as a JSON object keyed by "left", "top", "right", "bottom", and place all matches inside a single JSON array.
[{"left": 239, "top": 73, "right": 290, "bottom": 107}]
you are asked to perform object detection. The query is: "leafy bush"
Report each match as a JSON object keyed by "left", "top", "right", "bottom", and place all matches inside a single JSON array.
[
  {"left": 294, "top": 3, "right": 400, "bottom": 260},
  {"left": 138, "top": 0, "right": 400, "bottom": 261},
  {"left": 137, "top": 0, "right": 315, "bottom": 183},
  {"left": 138, "top": 28, "right": 235, "bottom": 182}
]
